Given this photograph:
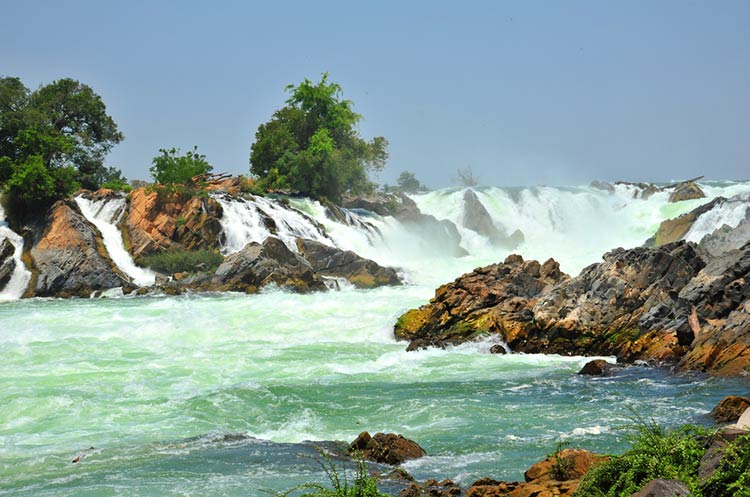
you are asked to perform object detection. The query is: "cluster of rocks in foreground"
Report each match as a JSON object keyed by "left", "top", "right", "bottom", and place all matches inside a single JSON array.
[
  {"left": 395, "top": 234, "right": 750, "bottom": 375},
  {"left": 353, "top": 395, "right": 750, "bottom": 497}
]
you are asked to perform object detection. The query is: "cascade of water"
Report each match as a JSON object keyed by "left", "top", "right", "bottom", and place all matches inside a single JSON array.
[
  {"left": 684, "top": 192, "right": 750, "bottom": 243},
  {"left": 75, "top": 196, "right": 156, "bottom": 286},
  {"left": 0, "top": 205, "right": 32, "bottom": 301},
  {"left": 214, "top": 195, "right": 334, "bottom": 254}
]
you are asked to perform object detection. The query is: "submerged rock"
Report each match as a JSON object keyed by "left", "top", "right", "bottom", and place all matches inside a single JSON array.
[
  {"left": 29, "top": 200, "right": 130, "bottom": 297},
  {"left": 349, "top": 431, "right": 426, "bottom": 465},
  {"left": 295, "top": 238, "right": 401, "bottom": 289},
  {"left": 461, "top": 189, "right": 524, "bottom": 249},
  {"left": 578, "top": 359, "right": 616, "bottom": 376}
]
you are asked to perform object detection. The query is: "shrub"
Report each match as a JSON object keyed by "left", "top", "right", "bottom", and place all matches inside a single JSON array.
[
  {"left": 576, "top": 418, "right": 710, "bottom": 497},
  {"left": 150, "top": 146, "right": 212, "bottom": 186},
  {"left": 100, "top": 178, "right": 133, "bottom": 192},
  {"left": 268, "top": 449, "right": 389, "bottom": 497},
  {"left": 139, "top": 249, "right": 223, "bottom": 274}
]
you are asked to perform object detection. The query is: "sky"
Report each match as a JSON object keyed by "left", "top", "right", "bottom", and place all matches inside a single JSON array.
[{"left": 2, "top": 0, "right": 749, "bottom": 188}]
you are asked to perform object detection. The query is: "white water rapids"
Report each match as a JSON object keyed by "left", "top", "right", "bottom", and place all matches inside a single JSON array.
[
  {"left": 75, "top": 195, "right": 156, "bottom": 286},
  {"left": 0, "top": 204, "right": 31, "bottom": 300}
]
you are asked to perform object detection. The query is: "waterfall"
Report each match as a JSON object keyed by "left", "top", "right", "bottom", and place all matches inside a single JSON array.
[
  {"left": 0, "top": 205, "right": 31, "bottom": 301},
  {"left": 684, "top": 192, "right": 750, "bottom": 243},
  {"left": 75, "top": 196, "right": 156, "bottom": 286},
  {"left": 214, "top": 195, "right": 334, "bottom": 254}
]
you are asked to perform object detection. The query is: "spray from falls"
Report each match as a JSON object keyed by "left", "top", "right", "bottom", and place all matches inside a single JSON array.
[
  {"left": 75, "top": 196, "right": 156, "bottom": 286},
  {"left": 0, "top": 205, "right": 31, "bottom": 300}
]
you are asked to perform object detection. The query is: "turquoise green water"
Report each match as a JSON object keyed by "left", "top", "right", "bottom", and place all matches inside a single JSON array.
[{"left": 1, "top": 291, "right": 747, "bottom": 496}]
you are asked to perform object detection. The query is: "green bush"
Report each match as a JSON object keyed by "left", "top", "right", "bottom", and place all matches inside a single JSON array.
[
  {"left": 139, "top": 249, "right": 223, "bottom": 275},
  {"left": 576, "top": 419, "right": 710, "bottom": 497},
  {"left": 150, "top": 146, "right": 212, "bottom": 186},
  {"left": 100, "top": 178, "right": 133, "bottom": 192},
  {"left": 700, "top": 433, "right": 750, "bottom": 497}
]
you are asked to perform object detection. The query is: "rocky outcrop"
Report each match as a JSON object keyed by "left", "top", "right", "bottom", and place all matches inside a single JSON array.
[
  {"left": 698, "top": 207, "right": 750, "bottom": 258},
  {"left": 395, "top": 254, "right": 568, "bottom": 350},
  {"left": 342, "top": 192, "right": 399, "bottom": 216},
  {"left": 126, "top": 187, "right": 224, "bottom": 258},
  {"left": 461, "top": 190, "right": 524, "bottom": 249},
  {"left": 29, "top": 200, "right": 130, "bottom": 297},
  {"left": 209, "top": 237, "right": 325, "bottom": 294},
  {"left": 676, "top": 242, "right": 750, "bottom": 375},
  {"left": 710, "top": 396, "right": 750, "bottom": 424},
  {"left": 295, "top": 238, "right": 401, "bottom": 288},
  {"left": 646, "top": 197, "right": 725, "bottom": 247},
  {"left": 669, "top": 181, "right": 705, "bottom": 202},
  {"left": 349, "top": 431, "right": 426, "bottom": 465},
  {"left": 394, "top": 194, "right": 467, "bottom": 257},
  {"left": 0, "top": 238, "right": 15, "bottom": 289},
  {"left": 394, "top": 237, "right": 750, "bottom": 375}
]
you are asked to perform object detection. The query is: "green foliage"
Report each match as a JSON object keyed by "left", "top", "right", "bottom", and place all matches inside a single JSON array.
[
  {"left": 700, "top": 433, "right": 750, "bottom": 497},
  {"left": 576, "top": 418, "right": 710, "bottom": 497},
  {"left": 0, "top": 76, "right": 123, "bottom": 215},
  {"left": 149, "top": 146, "right": 213, "bottom": 185},
  {"left": 396, "top": 171, "right": 425, "bottom": 193},
  {"left": 100, "top": 179, "right": 133, "bottom": 193},
  {"left": 250, "top": 73, "right": 388, "bottom": 204},
  {"left": 139, "top": 249, "right": 223, "bottom": 274},
  {"left": 268, "top": 449, "right": 389, "bottom": 497}
]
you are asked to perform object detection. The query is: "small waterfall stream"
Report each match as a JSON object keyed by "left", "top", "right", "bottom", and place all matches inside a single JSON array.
[
  {"left": 0, "top": 204, "right": 31, "bottom": 300},
  {"left": 75, "top": 195, "right": 156, "bottom": 286}
]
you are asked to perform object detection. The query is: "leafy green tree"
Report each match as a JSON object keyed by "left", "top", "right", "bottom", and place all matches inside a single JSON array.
[
  {"left": 396, "top": 170, "right": 424, "bottom": 193},
  {"left": 250, "top": 73, "right": 388, "bottom": 203},
  {"left": 149, "top": 146, "right": 213, "bottom": 185},
  {"left": 0, "top": 76, "right": 124, "bottom": 216}
]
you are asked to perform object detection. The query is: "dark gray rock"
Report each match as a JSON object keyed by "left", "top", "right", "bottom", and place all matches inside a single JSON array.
[
  {"left": 578, "top": 359, "right": 616, "bottom": 376},
  {"left": 211, "top": 237, "right": 324, "bottom": 293},
  {"left": 0, "top": 238, "right": 16, "bottom": 290},
  {"left": 461, "top": 189, "right": 523, "bottom": 249},
  {"left": 632, "top": 479, "right": 690, "bottom": 497},
  {"left": 394, "top": 194, "right": 468, "bottom": 257},
  {"left": 295, "top": 238, "right": 401, "bottom": 288},
  {"left": 699, "top": 427, "right": 750, "bottom": 482}
]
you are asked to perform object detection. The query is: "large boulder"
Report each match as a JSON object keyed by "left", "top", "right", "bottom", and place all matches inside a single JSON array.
[
  {"left": 126, "top": 187, "right": 224, "bottom": 258},
  {"left": 676, "top": 242, "right": 750, "bottom": 375},
  {"left": 524, "top": 448, "right": 606, "bottom": 483},
  {"left": 29, "top": 200, "right": 130, "bottom": 297},
  {"left": 646, "top": 197, "right": 725, "bottom": 247},
  {"left": 349, "top": 431, "right": 426, "bottom": 465},
  {"left": 395, "top": 254, "right": 568, "bottom": 350},
  {"left": 710, "top": 396, "right": 750, "bottom": 424},
  {"left": 0, "top": 238, "right": 16, "bottom": 290},
  {"left": 295, "top": 238, "right": 401, "bottom": 288},
  {"left": 461, "top": 189, "right": 524, "bottom": 249},
  {"left": 210, "top": 236, "right": 324, "bottom": 293},
  {"left": 632, "top": 479, "right": 690, "bottom": 497},
  {"left": 669, "top": 181, "right": 705, "bottom": 202}
]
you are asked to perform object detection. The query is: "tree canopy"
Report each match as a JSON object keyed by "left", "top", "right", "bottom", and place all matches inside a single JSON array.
[
  {"left": 249, "top": 73, "right": 388, "bottom": 203},
  {"left": 150, "top": 146, "right": 212, "bottom": 186},
  {"left": 0, "top": 76, "right": 124, "bottom": 215},
  {"left": 396, "top": 170, "right": 426, "bottom": 193}
]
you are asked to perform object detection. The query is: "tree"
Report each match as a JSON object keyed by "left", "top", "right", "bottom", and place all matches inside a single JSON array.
[
  {"left": 456, "top": 165, "right": 479, "bottom": 187},
  {"left": 0, "top": 76, "right": 124, "bottom": 215},
  {"left": 250, "top": 73, "right": 388, "bottom": 203},
  {"left": 396, "top": 170, "right": 424, "bottom": 193},
  {"left": 149, "top": 146, "right": 212, "bottom": 185}
]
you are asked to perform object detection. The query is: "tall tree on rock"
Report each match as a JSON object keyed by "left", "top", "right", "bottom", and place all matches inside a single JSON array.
[
  {"left": 250, "top": 73, "right": 388, "bottom": 203},
  {"left": 0, "top": 77, "right": 124, "bottom": 217}
]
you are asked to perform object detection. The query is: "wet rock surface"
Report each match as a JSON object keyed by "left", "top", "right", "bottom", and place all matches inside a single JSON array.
[
  {"left": 29, "top": 200, "right": 130, "bottom": 297},
  {"left": 578, "top": 359, "right": 616, "bottom": 376},
  {"left": 461, "top": 189, "right": 523, "bottom": 249},
  {"left": 395, "top": 239, "right": 750, "bottom": 375},
  {"left": 295, "top": 238, "right": 401, "bottom": 288},
  {"left": 0, "top": 238, "right": 16, "bottom": 289},
  {"left": 349, "top": 431, "right": 426, "bottom": 465}
]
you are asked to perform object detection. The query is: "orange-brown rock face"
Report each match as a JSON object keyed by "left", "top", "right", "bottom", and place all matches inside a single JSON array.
[
  {"left": 30, "top": 200, "right": 129, "bottom": 297},
  {"left": 125, "top": 188, "right": 224, "bottom": 257}
]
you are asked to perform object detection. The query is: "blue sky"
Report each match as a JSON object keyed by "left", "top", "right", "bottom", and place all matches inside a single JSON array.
[{"left": 2, "top": 0, "right": 749, "bottom": 187}]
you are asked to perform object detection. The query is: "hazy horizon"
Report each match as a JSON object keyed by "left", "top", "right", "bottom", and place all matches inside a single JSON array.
[{"left": 3, "top": 0, "right": 749, "bottom": 188}]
